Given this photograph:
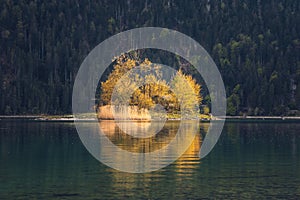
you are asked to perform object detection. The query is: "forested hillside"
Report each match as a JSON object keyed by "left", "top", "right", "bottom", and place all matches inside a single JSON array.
[{"left": 0, "top": 0, "right": 300, "bottom": 115}]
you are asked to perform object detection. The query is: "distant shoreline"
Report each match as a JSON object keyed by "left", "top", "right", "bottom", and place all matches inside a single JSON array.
[
  {"left": 1, "top": 115, "right": 300, "bottom": 122},
  {"left": 225, "top": 116, "right": 300, "bottom": 120}
]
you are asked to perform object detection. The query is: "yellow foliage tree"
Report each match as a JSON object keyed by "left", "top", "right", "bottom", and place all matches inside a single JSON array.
[
  {"left": 100, "top": 55, "right": 202, "bottom": 116},
  {"left": 170, "top": 70, "right": 202, "bottom": 116}
]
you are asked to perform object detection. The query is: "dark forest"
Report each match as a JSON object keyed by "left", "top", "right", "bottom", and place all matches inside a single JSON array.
[{"left": 0, "top": 0, "right": 299, "bottom": 116}]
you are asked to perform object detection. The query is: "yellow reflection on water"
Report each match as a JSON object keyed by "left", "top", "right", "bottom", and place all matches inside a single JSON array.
[
  {"left": 99, "top": 120, "right": 179, "bottom": 153},
  {"left": 174, "top": 123, "right": 209, "bottom": 176},
  {"left": 98, "top": 120, "right": 209, "bottom": 167},
  {"left": 99, "top": 121, "right": 209, "bottom": 191}
]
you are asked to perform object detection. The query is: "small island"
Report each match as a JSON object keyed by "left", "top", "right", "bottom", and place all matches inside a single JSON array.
[{"left": 96, "top": 54, "right": 211, "bottom": 121}]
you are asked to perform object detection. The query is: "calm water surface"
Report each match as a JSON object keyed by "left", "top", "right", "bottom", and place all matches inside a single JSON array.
[{"left": 0, "top": 120, "right": 300, "bottom": 199}]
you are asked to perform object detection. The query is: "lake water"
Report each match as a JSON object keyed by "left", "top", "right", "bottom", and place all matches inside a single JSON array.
[{"left": 0, "top": 120, "right": 300, "bottom": 199}]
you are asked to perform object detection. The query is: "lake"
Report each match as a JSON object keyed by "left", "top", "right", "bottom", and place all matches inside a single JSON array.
[{"left": 0, "top": 120, "right": 300, "bottom": 199}]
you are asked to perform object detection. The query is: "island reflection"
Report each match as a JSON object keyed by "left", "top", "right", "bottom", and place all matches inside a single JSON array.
[{"left": 98, "top": 120, "right": 209, "bottom": 167}]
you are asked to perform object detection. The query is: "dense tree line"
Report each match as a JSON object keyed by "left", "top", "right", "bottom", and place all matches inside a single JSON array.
[{"left": 0, "top": 0, "right": 299, "bottom": 115}]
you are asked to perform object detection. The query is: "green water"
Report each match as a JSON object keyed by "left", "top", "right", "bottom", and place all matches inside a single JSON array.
[{"left": 0, "top": 120, "right": 300, "bottom": 199}]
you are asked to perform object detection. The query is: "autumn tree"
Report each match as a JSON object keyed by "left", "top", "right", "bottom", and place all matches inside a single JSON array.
[
  {"left": 101, "top": 55, "right": 202, "bottom": 117},
  {"left": 100, "top": 55, "right": 138, "bottom": 105},
  {"left": 170, "top": 70, "right": 202, "bottom": 116},
  {"left": 100, "top": 55, "right": 202, "bottom": 117},
  {"left": 100, "top": 55, "right": 171, "bottom": 109}
]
